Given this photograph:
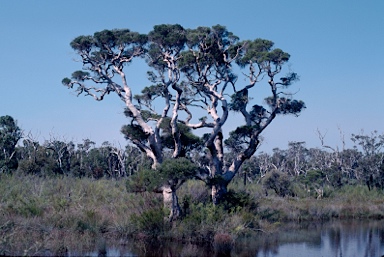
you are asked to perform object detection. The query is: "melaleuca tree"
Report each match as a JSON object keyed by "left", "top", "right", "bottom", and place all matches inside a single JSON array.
[
  {"left": 0, "top": 115, "right": 22, "bottom": 173},
  {"left": 63, "top": 24, "right": 305, "bottom": 214}
]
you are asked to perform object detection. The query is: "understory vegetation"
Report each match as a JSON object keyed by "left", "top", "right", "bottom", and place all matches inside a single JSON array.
[
  {"left": 1, "top": 171, "right": 384, "bottom": 255},
  {"left": 3, "top": 114, "right": 384, "bottom": 255}
]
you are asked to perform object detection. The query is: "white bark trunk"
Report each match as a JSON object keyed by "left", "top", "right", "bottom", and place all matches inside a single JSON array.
[{"left": 162, "top": 185, "right": 181, "bottom": 221}]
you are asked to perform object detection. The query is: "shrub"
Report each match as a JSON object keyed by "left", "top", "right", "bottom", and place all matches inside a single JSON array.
[
  {"left": 126, "top": 158, "right": 199, "bottom": 193},
  {"left": 263, "top": 170, "right": 293, "bottom": 197},
  {"left": 130, "top": 208, "right": 166, "bottom": 237},
  {"left": 220, "top": 189, "right": 256, "bottom": 213}
]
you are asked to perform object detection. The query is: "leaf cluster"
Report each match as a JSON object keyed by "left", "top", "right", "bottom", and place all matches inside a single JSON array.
[
  {"left": 70, "top": 29, "right": 147, "bottom": 52},
  {"left": 228, "top": 89, "right": 249, "bottom": 112},
  {"left": 160, "top": 119, "right": 203, "bottom": 155},
  {"left": 179, "top": 25, "right": 239, "bottom": 74},
  {"left": 0, "top": 116, "right": 22, "bottom": 151},
  {"left": 224, "top": 125, "right": 258, "bottom": 153},
  {"left": 134, "top": 84, "right": 167, "bottom": 105},
  {"left": 121, "top": 124, "right": 148, "bottom": 142},
  {"left": 236, "top": 39, "right": 290, "bottom": 67},
  {"left": 148, "top": 24, "right": 186, "bottom": 50},
  {"left": 277, "top": 98, "right": 306, "bottom": 115},
  {"left": 126, "top": 158, "right": 199, "bottom": 192}
]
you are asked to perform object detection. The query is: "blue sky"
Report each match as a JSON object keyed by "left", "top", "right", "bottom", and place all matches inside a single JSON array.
[{"left": 1, "top": 0, "right": 383, "bottom": 152}]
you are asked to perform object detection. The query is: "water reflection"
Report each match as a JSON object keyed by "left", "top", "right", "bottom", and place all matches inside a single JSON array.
[
  {"left": 82, "top": 220, "right": 384, "bottom": 257},
  {"left": 253, "top": 220, "right": 384, "bottom": 257}
]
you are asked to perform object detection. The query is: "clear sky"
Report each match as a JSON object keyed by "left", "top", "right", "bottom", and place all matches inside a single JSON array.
[{"left": 1, "top": 0, "right": 383, "bottom": 152}]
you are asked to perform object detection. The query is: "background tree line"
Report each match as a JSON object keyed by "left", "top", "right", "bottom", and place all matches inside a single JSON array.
[
  {"left": 2, "top": 115, "right": 384, "bottom": 198},
  {"left": 0, "top": 115, "right": 149, "bottom": 178}
]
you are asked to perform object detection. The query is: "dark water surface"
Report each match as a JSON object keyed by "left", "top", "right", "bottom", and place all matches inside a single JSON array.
[{"left": 80, "top": 220, "right": 384, "bottom": 257}]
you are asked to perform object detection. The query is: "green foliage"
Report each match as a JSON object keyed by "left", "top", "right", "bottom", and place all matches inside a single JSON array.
[
  {"left": 280, "top": 72, "right": 299, "bottom": 86},
  {"left": 236, "top": 39, "right": 275, "bottom": 66},
  {"left": 70, "top": 35, "right": 94, "bottom": 51},
  {"left": 94, "top": 29, "right": 118, "bottom": 48},
  {"left": 121, "top": 124, "right": 148, "bottom": 142},
  {"left": 267, "top": 48, "right": 290, "bottom": 65},
  {"left": 70, "top": 29, "right": 147, "bottom": 53},
  {"left": 148, "top": 24, "right": 186, "bottom": 50},
  {"left": 0, "top": 115, "right": 22, "bottom": 173},
  {"left": 220, "top": 189, "right": 256, "bottom": 213},
  {"left": 224, "top": 125, "right": 258, "bottom": 153},
  {"left": 278, "top": 98, "right": 306, "bottom": 115},
  {"left": 265, "top": 97, "right": 306, "bottom": 115},
  {"left": 249, "top": 105, "right": 267, "bottom": 121},
  {"left": 61, "top": 77, "right": 71, "bottom": 85},
  {"left": 75, "top": 209, "right": 109, "bottom": 234},
  {"left": 71, "top": 70, "right": 90, "bottom": 81},
  {"left": 159, "top": 157, "right": 198, "bottom": 180},
  {"left": 179, "top": 25, "right": 239, "bottom": 73},
  {"left": 135, "top": 84, "right": 167, "bottom": 105},
  {"left": 300, "top": 170, "right": 326, "bottom": 185},
  {"left": 160, "top": 120, "right": 203, "bottom": 156},
  {"left": 126, "top": 168, "right": 159, "bottom": 192},
  {"left": 176, "top": 202, "right": 225, "bottom": 241},
  {"left": 130, "top": 208, "right": 166, "bottom": 236},
  {"left": 263, "top": 170, "right": 293, "bottom": 197},
  {"left": 126, "top": 158, "right": 199, "bottom": 192},
  {"left": 228, "top": 89, "right": 249, "bottom": 112}
]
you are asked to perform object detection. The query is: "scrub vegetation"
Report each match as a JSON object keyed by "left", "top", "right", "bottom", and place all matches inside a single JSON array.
[{"left": 2, "top": 135, "right": 384, "bottom": 256}]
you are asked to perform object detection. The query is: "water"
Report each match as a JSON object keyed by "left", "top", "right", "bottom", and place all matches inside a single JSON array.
[
  {"left": 82, "top": 220, "right": 384, "bottom": 257},
  {"left": 250, "top": 220, "right": 384, "bottom": 257}
]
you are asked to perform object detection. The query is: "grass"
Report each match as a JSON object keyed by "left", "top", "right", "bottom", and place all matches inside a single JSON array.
[
  {"left": 1, "top": 173, "right": 384, "bottom": 255},
  {"left": 0, "top": 173, "right": 133, "bottom": 255}
]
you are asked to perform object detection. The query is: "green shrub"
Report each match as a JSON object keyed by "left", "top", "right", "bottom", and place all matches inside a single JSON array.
[
  {"left": 175, "top": 203, "right": 224, "bottom": 242},
  {"left": 263, "top": 170, "right": 293, "bottom": 197},
  {"left": 126, "top": 158, "right": 199, "bottom": 193},
  {"left": 126, "top": 168, "right": 161, "bottom": 193},
  {"left": 130, "top": 208, "right": 166, "bottom": 236},
  {"left": 220, "top": 189, "right": 256, "bottom": 213}
]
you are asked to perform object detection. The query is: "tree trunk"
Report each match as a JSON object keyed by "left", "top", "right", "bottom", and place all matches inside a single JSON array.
[
  {"left": 211, "top": 181, "right": 228, "bottom": 205},
  {"left": 162, "top": 185, "right": 181, "bottom": 221}
]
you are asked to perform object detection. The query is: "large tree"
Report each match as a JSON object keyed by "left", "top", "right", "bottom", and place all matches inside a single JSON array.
[{"left": 63, "top": 24, "right": 305, "bottom": 218}]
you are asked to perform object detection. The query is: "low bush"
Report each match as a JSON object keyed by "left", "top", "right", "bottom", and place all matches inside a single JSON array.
[{"left": 263, "top": 170, "right": 293, "bottom": 197}]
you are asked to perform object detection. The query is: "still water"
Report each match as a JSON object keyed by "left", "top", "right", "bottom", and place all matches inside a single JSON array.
[{"left": 81, "top": 220, "right": 384, "bottom": 257}]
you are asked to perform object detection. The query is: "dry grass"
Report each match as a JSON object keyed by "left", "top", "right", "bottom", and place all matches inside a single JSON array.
[
  {"left": 1, "top": 174, "right": 384, "bottom": 255},
  {"left": 0, "top": 173, "right": 137, "bottom": 255}
]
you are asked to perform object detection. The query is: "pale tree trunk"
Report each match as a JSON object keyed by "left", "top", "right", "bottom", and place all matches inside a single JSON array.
[{"left": 162, "top": 185, "right": 181, "bottom": 221}]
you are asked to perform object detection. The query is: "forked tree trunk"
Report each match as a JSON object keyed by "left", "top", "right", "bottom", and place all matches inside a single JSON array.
[{"left": 162, "top": 185, "right": 181, "bottom": 221}]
